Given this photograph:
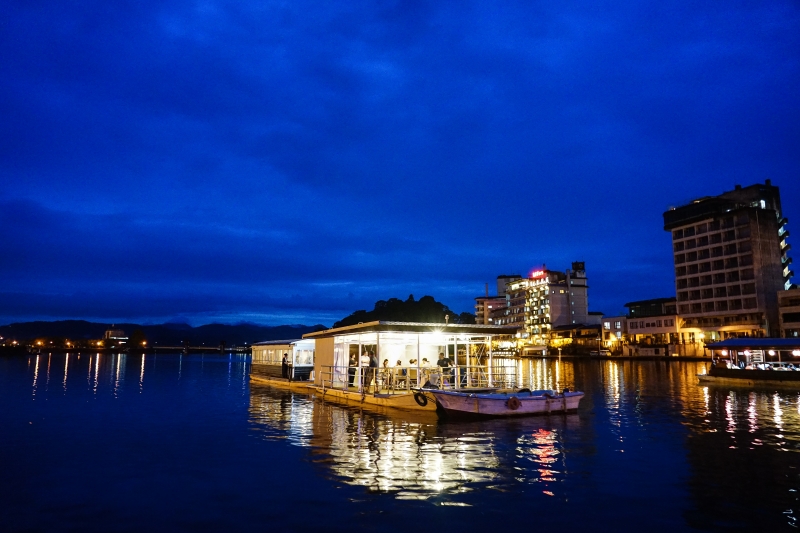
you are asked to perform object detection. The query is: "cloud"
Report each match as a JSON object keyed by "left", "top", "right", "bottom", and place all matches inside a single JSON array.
[{"left": 1, "top": 1, "right": 798, "bottom": 325}]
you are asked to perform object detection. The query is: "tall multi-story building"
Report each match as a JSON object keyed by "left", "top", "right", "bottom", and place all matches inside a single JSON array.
[
  {"left": 493, "top": 262, "right": 590, "bottom": 347},
  {"left": 474, "top": 274, "right": 519, "bottom": 325},
  {"left": 778, "top": 287, "right": 800, "bottom": 338},
  {"left": 663, "top": 180, "right": 793, "bottom": 338}
]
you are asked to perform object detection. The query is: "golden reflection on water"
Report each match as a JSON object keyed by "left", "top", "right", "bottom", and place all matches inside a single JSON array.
[
  {"left": 63, "top": 354, "right": 69, "bottom": 391},
  {"left": 249, "top": 359, "right": 800, "bottom": 503},
  {"left": 248, "top": 384, "right": 575, "bottom": 500}
]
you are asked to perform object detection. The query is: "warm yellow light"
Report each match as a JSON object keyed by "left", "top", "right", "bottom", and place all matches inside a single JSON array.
[{"left": 697, "top": 333, "right": 705, "bottom": 340}]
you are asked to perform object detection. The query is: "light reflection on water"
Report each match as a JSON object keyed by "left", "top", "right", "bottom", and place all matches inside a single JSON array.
[
  {"left": 249, "top": 358, "right": 800, "bottom": 529},
  {"left": 248, "top": 384, "right": 578, "bottom": 500},
  {"left": 5, "top": 353, "right": 800, "bottom": 531}
]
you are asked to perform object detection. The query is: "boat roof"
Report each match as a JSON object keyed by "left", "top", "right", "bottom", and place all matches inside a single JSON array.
[
  {"left": 706, "top": 338, "right": 800, "bottom": 349},
  {"left": 302, "top": 321, "right": 518, "bottom": 339},
  {"left": 251, "top": 339, "right": 303, "bottom": 346}
]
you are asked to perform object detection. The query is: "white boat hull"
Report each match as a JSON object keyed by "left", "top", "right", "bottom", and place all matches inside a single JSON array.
[{"left": 428, "top": 389, "right": 584, "bottom": 417}]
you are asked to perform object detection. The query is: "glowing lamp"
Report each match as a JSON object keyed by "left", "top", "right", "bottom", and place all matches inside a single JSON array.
[
  {"left": 721, "top": 350, "right": 728, "bottom": 356},
  {"left": 793, "top": 350, "right": 800, "bottom": 357},
  {"left": 768, "top": 350, "right": 776, "bottom": 356}
]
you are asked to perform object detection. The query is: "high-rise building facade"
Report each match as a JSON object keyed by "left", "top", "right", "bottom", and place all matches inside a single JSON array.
[
  {"left": 493, "top": 262, "right": 590, "bottom": 346},
  {"left": 474, "top": 274, "right": 520, "bottom": 325},
  {"left": 663, "top": 180, "right": 793, "bottom": 338},
  {"left": 778, "top": 287, "right": 800, "bottom": 338}
]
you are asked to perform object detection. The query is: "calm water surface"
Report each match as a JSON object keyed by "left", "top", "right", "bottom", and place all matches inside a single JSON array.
[{"left": 1, "top": 353, "right": 798, "bottom": 532}]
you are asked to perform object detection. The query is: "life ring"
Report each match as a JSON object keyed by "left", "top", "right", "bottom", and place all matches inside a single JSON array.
[
  {"left": 414, "top": 392, "right": 428, "bottom": 407},
  {"left": 507, "top": 396, "right": 521, "bottom": 410}
]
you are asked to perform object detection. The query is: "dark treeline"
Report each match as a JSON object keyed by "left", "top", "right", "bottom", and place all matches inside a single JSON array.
[
  {"left": 2, "top": 295, "right": 475, "bottom": 348},
  {"left": 334, "top": 295, "right": 475, "bottom": 328},
  {"left": 0, "top": 320, "right": 326, "bottom": 346}
]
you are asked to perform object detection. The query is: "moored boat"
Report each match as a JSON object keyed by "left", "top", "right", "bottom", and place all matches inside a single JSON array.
[
  {"left": 251, "top": 339, "right": 315, "bottom": 382},
  {"left": 700, "top": 338, "right": 800, "bottom": 388},
  {"left": 425, "top": 388, "right": 584, "bottom": 417}
]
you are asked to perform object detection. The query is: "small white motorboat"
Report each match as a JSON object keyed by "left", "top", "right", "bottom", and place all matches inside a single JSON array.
[{"left": 424, "top": 388, "right": 584, "bottom": 417}]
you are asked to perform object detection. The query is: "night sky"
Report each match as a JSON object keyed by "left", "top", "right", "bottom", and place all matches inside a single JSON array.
[{"left": 2, "top": 1, "right": 798, "bottom": 327}]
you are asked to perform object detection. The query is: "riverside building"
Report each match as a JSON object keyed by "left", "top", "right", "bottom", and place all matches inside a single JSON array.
[
  {"left": 492, "top": 263, "right": 590, "bottom": 352},
  {"left": 778, "top": 287, "right": 800, "bottom": 338},
  {"left": 474, "top": 274, "right": 519, "bottom": 325},
  {"left": 624, "top": 297, "right": 704, "bottom": 356},
  {"left": 664, "top": 180, "right": 793, "bottom": 339}
]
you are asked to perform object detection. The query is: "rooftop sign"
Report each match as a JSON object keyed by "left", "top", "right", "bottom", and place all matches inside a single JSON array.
[{"left": 529, "top": 266, "right": 547, "bottom": 279}]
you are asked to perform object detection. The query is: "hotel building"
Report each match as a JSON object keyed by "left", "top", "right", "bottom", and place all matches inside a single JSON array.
[
  {"left": 492, "top": 262, "right": 590, "bottom": 349},
  {"left": 778, "top": 287, "right": 800, "bottom": 338},
  {"left": 663, "top": 180, "right": 793, "bottom": 338},
  {"left": 474, "top": 274, "right": 519, "bottom": 325}
]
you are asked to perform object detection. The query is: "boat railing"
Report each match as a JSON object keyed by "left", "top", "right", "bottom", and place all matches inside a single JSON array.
[{"left": 317, "top": 364, "right": 519, "bottom": 394}]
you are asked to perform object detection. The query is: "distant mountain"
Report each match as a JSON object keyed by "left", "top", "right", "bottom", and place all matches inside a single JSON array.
[{"left": 0, "top": 320, "right": 326, "bottom": 346}]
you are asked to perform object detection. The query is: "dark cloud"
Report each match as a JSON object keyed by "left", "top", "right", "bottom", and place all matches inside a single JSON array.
[{"left": 1, "top": 1, "right": 798, "bottom": 325}]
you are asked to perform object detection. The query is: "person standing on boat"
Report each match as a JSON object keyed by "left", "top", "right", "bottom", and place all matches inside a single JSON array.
[
  {"left": 348, "top": 353, "right": 357, "bottom": 388},
  {"left": 369, "top": 351, "right": 378, "bottom": 391},
  {"left": 359, "top": 350, "right": 370, "bottom": 391},
  {"left": 436, "top": 353, "right": 448, "bottom": 387},
  {"left": 281, "top": 353, "right": 289, "bottom": 379},
  {"left": 382, "top": 359, "right": 391, "bottom": 388}
]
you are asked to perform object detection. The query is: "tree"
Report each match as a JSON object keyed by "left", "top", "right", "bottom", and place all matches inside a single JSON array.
[
  {"left": 128, "top": 329, "right": 148, "bottom": 351},
  {"left": 333, "top": 296, "right": 468, "bottom": 327},
  {"left": 457, "top": 312, "right": 476, "bottom": 324}
]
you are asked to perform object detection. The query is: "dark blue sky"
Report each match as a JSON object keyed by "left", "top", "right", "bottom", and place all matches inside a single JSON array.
[{"left": 2, "top": 1, "right": 798, "bottom": 326}]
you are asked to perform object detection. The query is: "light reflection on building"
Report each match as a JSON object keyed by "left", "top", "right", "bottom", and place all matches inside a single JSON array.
[{"left": 248, "top": 386, "right": 573, "bottom": 500}]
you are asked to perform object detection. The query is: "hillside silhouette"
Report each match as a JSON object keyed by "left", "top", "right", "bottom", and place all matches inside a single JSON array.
[{"left": 334, "top": 295, "right": 475, "bottom": 328}]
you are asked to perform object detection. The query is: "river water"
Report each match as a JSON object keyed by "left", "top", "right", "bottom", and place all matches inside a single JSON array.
[{"left": 1, "top": 353, "right": 798, "bottom": 532}]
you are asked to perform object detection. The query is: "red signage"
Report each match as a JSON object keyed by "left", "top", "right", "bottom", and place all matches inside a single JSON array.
[{"left": 529, "top": 266, "right": 547, "bottom": 279}]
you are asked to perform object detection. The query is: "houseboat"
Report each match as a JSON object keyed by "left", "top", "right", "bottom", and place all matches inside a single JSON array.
[
  {"left": 250, "top": 339, "right": 315, "bottom": 388},
  {"left": 700, "top": 338, "right": 800, "bottom": 387},
  {"left": 302, "top": 321, "right": 518, "bottom": 412}
]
